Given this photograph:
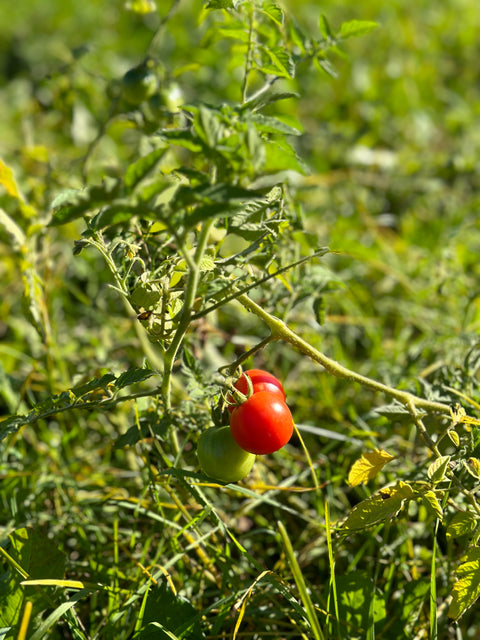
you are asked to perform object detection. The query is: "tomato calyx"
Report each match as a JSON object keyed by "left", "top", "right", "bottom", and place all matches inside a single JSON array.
[{"left": 224, "top": 368, "right": 286, "bottom": 413}]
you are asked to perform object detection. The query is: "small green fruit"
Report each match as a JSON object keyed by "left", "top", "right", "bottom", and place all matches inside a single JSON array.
[
  {"left": 122, "top": 65, "right": 158, "bottom": 106},
  {"left": 197, "top": 426, "right": 255, "bottom": 483}
]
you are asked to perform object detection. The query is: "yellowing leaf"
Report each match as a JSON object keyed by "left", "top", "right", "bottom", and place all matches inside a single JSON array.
[
  {"left": 124, "top": 0, "right": 156, "bottom": 14},
  {"left": 449, "top": 548, "right": 480, "bottom": 621},
  {"left": 348, "top": 448, "right": 394, "bottom": 487},
  {"left": 342, "top": 482, "right": 414, "bottom": 531},
  {"left": 465, "top": 457, "right": 480, "bottom": 479},
  {"left": 0, "top": 159, "right": 20, "bottom": 198}
]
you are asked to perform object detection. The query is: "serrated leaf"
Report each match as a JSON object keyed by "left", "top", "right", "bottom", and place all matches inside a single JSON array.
[
  {"left": 115, "top": 368, "right": 155, "bottom": 389},
  {"left": 342, "top": 482, "right": 414, "bottom": 531},
  {"left": 348, "top": 449, "right": 394, "bottom": 487},
  {"left": 420, "top": 490, "right": 443, "bottom": 519},
  {"left": 262, "top": 2, "right": 284, "bottom": 26},
  {"left": 427, "top": 455, "right": 451, "bottom": 483},
  {"left": 50, "top": 178, "right": 123, "bottom": 226},
  {"left": 124, "top": 147, "right": 167, "bottom": 193},
  {"left": 261, "top": 47, "right": 295, "bottom": 79},
  {"left": 247, "top": 113, "right": 302, "bottom": 136},
  {"left": 449, "top": 548, "right": 480, "bottom": 621},
  {"left": 446, "top": 512, "right": 477, "bottom": 541},
  {"left": 338, "top": 20, "right": 379, "bottom": 40},
  {"left": 465, "top": 457, "right": 480, "bottom": 479}
]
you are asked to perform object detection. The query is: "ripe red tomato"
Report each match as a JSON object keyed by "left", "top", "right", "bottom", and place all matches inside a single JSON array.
[
  {"left": 197, "top": 426, "right": 256, "bottom": 483},
  {"left": 229, "top": 391, "right": 293, "bottom": 455},
  {"left": 228, "top": 369, "right": 286, "bottom": 412}
]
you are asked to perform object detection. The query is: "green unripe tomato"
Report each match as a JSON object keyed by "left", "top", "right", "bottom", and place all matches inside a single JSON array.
[
  {"left": 122, "top": 65, "right": 158, "bottom": 106},
  {"left": 197, "top": 426, "right": 255, "bottom": 483}
]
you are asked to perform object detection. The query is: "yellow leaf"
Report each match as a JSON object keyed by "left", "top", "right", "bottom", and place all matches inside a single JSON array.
[
  {"left": 0, "top": 159, "right": 20, "bottom": 198},
  {"left": 20, "top": 579, "right": 85, "bottom": 589},
  {"left": 348, "top": 448, "right": 394, "bottom": 487}
]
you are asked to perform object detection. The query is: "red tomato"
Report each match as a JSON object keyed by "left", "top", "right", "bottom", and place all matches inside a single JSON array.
[
  {"left": 228, "top": 369, "right": 286, "bottom": 412},
  {"left": 229, "top": 391, "right": 293, "bottom": 455}
]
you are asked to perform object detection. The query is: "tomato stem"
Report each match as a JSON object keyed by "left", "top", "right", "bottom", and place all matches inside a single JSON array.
[{"left": 235, "top": 292, "right": 452, "bottom": 417}]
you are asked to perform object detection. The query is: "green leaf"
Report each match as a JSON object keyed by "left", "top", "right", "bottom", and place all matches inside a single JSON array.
[
  {"left": 420, "top": 490, "right": 443, "bottom": 519},
  {"left": 206, "top": 0, "right": 234, "bottom": 9},
  {"left": 446, "top": 512, "right": 477, "bottom": 541},
  {"left": 260, "top": 47, "right": 295, "bottom": 79},
  {"left": 342, "top": 482, "right": 414, "bottom": 531},
  {"left": 319, "top": 14, "right": 334, "bottom": 40},
  {"left": 115, "top": 367, "right": 155, "bottom": 389},
  {"left": 50, "top": 178, "right": 123, "bottom": 226},
  {"left": 336, "top": 571, "right": 386, "bottom": 633},
  {"left": 124, "top": 147, "right": 167, "bottom": 193},
  {"left": 449, "top": 548, "right": 480, "bottom": 621},
  {"left": 261, "top": 2, "right": 284, "bottom": 26},
  {"left": 239, "top": 90, "right": 299, "bottom": 113},
  {"left": 0, "top": 528, "right": 65, "bottom": 628},
  {"left": 338, "top": 20, "right": 379, "bottom": 40},
  {"left": 247, "top": 113, "right": 302, "bottom": 136},
  {"left": 427, "top": 455, "right": 451, "bottom": 484},
  {"left": 138, "top": 582, "right": 206, "bottom": 639}
]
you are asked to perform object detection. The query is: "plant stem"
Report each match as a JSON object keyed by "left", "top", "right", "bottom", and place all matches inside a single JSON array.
[
  {"left": 161, "top": 219, "right": 215, "bottom": 410},
  {"left": 236, "top": 293, "right": 452, "bottom": 417}
]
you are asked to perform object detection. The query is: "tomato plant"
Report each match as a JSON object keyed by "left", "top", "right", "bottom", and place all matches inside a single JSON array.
[
  {"left": 197, "top": 426, "right": 256, "bottom": 483},
  {"left": 227, "top": 369, "right": 286, "bottom": 412},
  {"left": 229, "top": 391, "right": 294, "bottom": 455}
]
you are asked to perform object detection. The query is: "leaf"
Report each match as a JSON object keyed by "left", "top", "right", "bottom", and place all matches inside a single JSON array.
[
  {"left": 427, "top": 455, "right": 451, "bottom": 483},
  {"left": 335, "top": 571, "right": 386, "bottom": 633},
  {"left": 338, "top": 20, "right": 379, "bottom": 40},
  {"left": 348, "top": 449, "right": 394, "bottom": 487},
  {"left": 115, "top": 367, "right": 155, "bottom": 389},
  {"left": 465, "top": 457, "right": 480, "bottom": 479},
  {"left": 124, "top": 0, "right": 157, "bottom": 14},
  {"left": 50, "top": 178, "right": 123, "bottom": 226},
  {"left": 449, "top": 548, "right": 480, "bottom": 621},
  {"left": 261, "top": 2, "right": 284, "bottom": 26},
  {"left": 239, "top": 90, "right": 299, "bottom": 113},
  {"left": 319, "top": 14, "right": 334, "bottom": 40},
  {"left": 138, "top": 581, "right": 206, "bottom": 639},
  {"left": 124, "top": 147, "right": 167, "bottom": 193},
  {"left": 0, "top": 528, "right": 65, "bottom": 628},
  {"left": 247, "top": 113, "right": 302, "bottom": 136},
  {"left": 0, "top": 207, "right": 26, "bottom": 250},
  {"left": 0, "top": 158, "right": 21, "bottom": 198},
  {"left": 206, "top": 0, "right": 234, "bottom": 9},
  {"left": 420, "top": 490, "right": 443, "bottom": 519},
  {"left": 342, "top": 482, "right": 414, "bottom": 531},
  {"left": 446, "top": 512, "right": 477, "bottom": 541}
]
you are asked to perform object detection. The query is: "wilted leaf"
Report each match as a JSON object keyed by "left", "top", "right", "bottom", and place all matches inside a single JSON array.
[
  {"left": 348, "top": 449, "right": 394, "bottom": 487},
  {"left": 449, "top": 548, "right": 480, "bottom": 621},
  {"left": 342, "top": 482, "right": 414, "bottom": 531}
]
